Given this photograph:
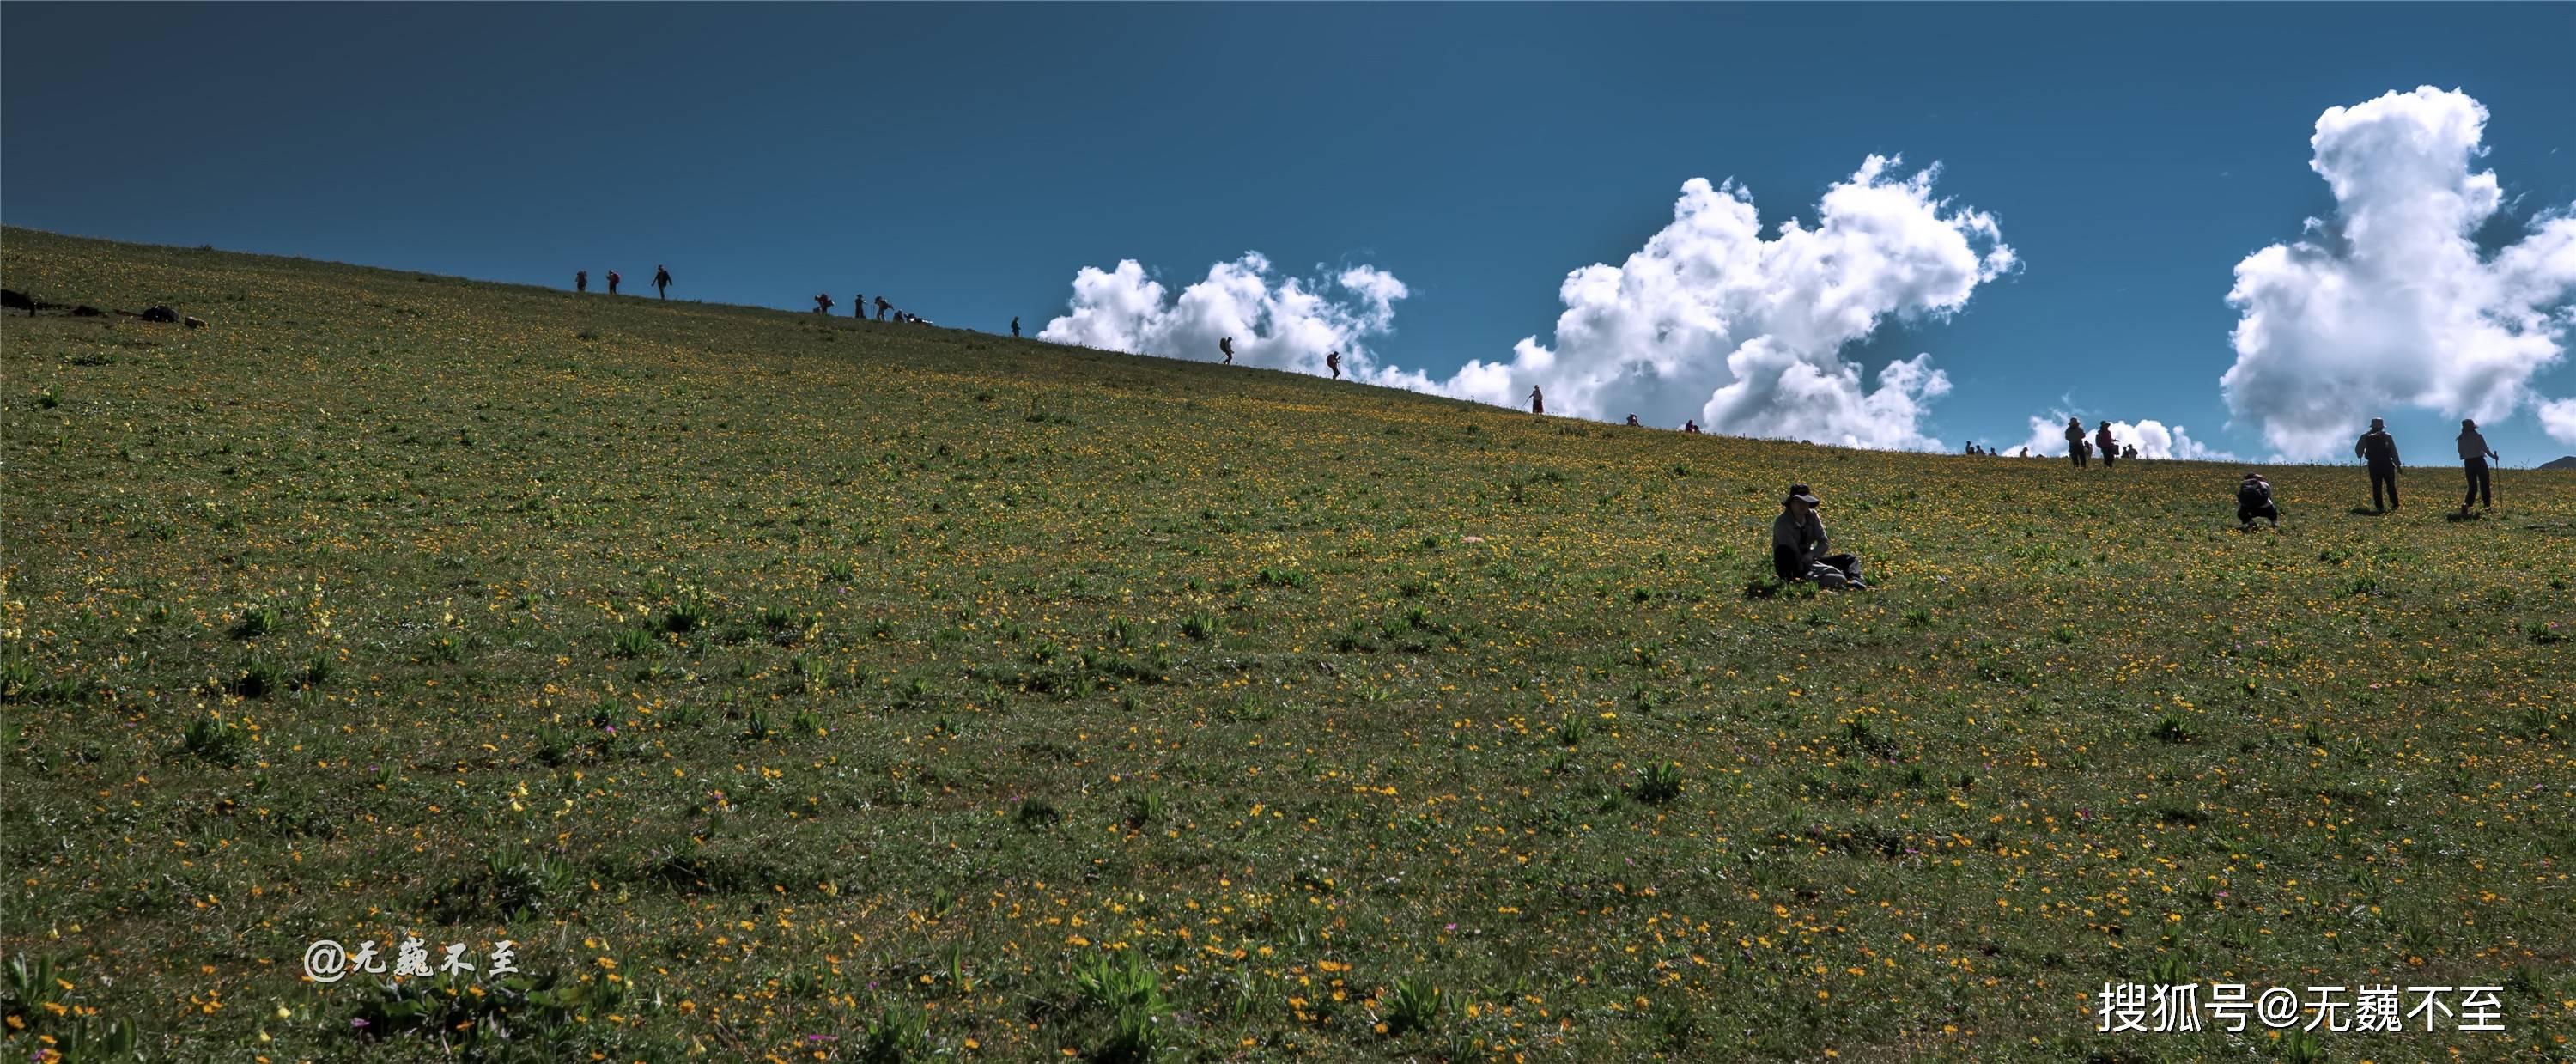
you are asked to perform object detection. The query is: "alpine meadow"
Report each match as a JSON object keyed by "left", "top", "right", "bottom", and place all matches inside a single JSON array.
[{"left": 6, "top": 227, "right": 2576, "bottom": 1062}]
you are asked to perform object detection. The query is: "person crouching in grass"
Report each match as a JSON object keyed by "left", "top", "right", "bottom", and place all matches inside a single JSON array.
[
  {"left": 1771, "top": 484, "right": 1868, "bottom": 589},
  {"left": 2237, "top": 473, "right": 2280, "bottom": 531}
]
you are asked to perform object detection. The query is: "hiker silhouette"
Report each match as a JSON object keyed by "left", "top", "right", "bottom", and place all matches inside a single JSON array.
[
  {"left": 653, "top": 265, "right": 672, "bottom": 299},
  {"left": 2456, "top": 418, "right": 2495, "bottom": 514},
  {"left": 1529, "top": 386, "right": 1544, "bottom": 416},
  {"left": 2355, "top": 418, "right": 2402, "bottom": 512}
]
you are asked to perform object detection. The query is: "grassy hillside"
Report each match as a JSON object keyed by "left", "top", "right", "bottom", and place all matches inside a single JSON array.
[{"left": 3, "top": 226, "right": 2572, "bottom": 1062}]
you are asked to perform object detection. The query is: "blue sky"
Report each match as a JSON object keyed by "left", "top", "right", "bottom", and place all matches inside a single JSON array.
[{"left": 7, "top": 3, "right": 2574, "bottom": 462}]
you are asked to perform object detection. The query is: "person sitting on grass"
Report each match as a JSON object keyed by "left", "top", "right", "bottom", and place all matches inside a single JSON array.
[
  {"left": 1683, "top": 419, "right": 1701, "bottom": 434},
  {"left": 1771, "top": 484, "right": 1867, "bottom": 590},
  {"left": 2237, "top": 473, "right": 2279, "bottom": 530}
]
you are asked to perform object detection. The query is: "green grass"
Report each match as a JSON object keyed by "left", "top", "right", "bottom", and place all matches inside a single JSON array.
[{"left": 3, "top": 226, "right": 2573, "bottom": 1061}]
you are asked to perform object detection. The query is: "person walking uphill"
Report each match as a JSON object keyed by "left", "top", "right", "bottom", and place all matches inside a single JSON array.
[
  {"left": 1326, "top": 350, "right": 1342, "bottom": 380},
  {"left": 1529, "top": 386, "right": 1545, "bottom": 416},
  {"left": 2065, "top": 416, "right": 2088, "bottom": 468},
  {"left": 2095, "top": 421, "right": 2119, "bottom": 470},
  {"left": 606, "top": 270, "right": 621, "bottom": 295},
  {"left": 653, "top": 265, "right": 672, "bottom": 300},
  {"left": 2457, "top": 418, "right": 2497, "bottom": 514},
  {"left": 2355, "top": 417, "right": 2402, "bottom": 512},
  {"left": 1218, "top": 337, "right": 1234, "bottom": 365},
  {"left": 1771, "top": 484, "right": 1867, "bottom": 589}
]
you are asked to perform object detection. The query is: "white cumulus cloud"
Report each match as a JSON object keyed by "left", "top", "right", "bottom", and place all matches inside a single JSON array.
[
  {"left": 2540, "top": 398, "right": 2576, "bottom": 445},
  {"left": 2220, "top": 86, "right": 2576, "bottom": 460},
  {"left": 1037, "top": 253, "right": 1411, "bottom": 379},
  {"left": 2013, "top": 414, "right": 2236, "bottom": 461},
  {"left": 1410, "top": 155, "right": 2014, "bottom": 449}
]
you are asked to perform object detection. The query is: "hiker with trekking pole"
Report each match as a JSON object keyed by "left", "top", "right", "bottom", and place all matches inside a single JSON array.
[{"left": 2455, "top": 418, "right": 2500, "bottom": 515}]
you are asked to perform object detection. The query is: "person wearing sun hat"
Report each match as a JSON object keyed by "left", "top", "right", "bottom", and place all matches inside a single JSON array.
[
  {"left": 1771, "top": 484, "right": 1867, "bottom": 589},
  {"left": 2456, "top": 418, "right": 2497, "bottom": 514}
]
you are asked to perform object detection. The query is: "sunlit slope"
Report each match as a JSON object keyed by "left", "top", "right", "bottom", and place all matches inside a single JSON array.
[{"left": 4, "top": 226, "right": 2573, "bottom": 1061}]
